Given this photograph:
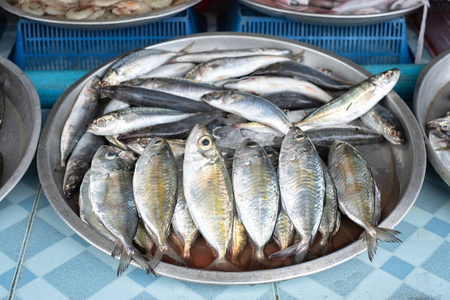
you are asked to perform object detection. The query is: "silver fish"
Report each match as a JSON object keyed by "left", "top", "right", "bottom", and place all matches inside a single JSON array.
[
  {"left": 270, "top": 127, "right": 325, "bottom": 263},
  {"left": 427, "top": 112, "right": 450, "bottom": 141},
  {"left": 133, "top": 137, "right": 184, "bottom": 268},
  {"left": 59, "top": 75, "right": 100, "bottom": 168},
  {"left": 360, "top": 104, "right": 405, "bottom": 145},
  {"left": 229, "top": 213, "right": 248, "bottom": 267},
  {"left": 89, "top": 145, "right": 154, "bottom": 276},
  {"left": 296, "top": 69, "right": 400, "bottom": 131},
  {"left": 102, "top": 99, "right": 130, "bottom": 114},
  {"left": 273, "top": 209, "right": 295, "bottom": 252},
  {"left": 328, "top": 140, "right": 401, "bottom": 261},
  {"left": 233, "top": 140, "right": 279, "bottom": 268},
  {"left": 306, "top": 125, "right": 384, "bottom": 147},
  {"left": 63, "top": 132, "right": 104, "bottom": 199},
  {"left": 428, "top": 130, "right": 450, "bottom": 173},
  {"left": 143, "top": 62, "right": 197, "bottom": 78},
  {"left": 202, "top": 90, "right": 292, "bottom": 135},
  {"left": 171, "top": 48, "right": 292, "bottom": 63},
  {"left": 134, "top": 221, "right": 155, "bottom": 258},
  {"left": 86, "top": 107, "right": 196, "bottom": 136},
  {"left": 224, "top": 76, "right": 333, "bottom": 103},
  {"left": 183, "top": 124, "right": 238, "bottom": 271},
  {"left": 185, "top": 55, "right": 292, "bottom": 83}
]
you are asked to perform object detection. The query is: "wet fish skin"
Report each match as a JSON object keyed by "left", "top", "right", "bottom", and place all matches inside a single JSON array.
[
  {"left": 223, "top": 76, "right": 333, "bottom": 103},
  {"left": 270, "top": 127, "right": 325, "bottom": 263},
  {"left": 133, "top": 137, "right": 184, "bottom": 267},
  {"left": 171, "top": 48, "right": 292, "bottom": 63},
  {"left": 185, "top": 55, "right": 292, "bottom": 83},
  {"left": 263, "top": 93, "right": 325, "bottom": 110},
  {"left": 100, "top": 85, "right": 216, "bottom": 113},
  {"left": 202, "top": 90, "right": 292, "bottom": 135},
  {"left": 183, "top": 124, "right": 238, "bottom": 271},
  {"left": 273, "top": 209, "right": 295, "bottom": 251},
  {"left": 427, "top": 112, "right": 450, "bottom": 141},
  {"left": 86, "top": 107, "right": 196, "bottom": 136},
  {"left": 120, "top": 77, "right": 221, "bottom": 102},
  {"left": 252, "top": 61, "right": 354, "bottom": 90},
  {"left": 143, "top": 62, "right": 196, "bottom": 78},
  {"left": 60, "top": 76, "right": 100, "bottom": 168},
  {"left": 306, "top": 125, "right": 384, "bottom": 147},
  {"left": 229, "top": 213, "right": 248, "bottom": 267},
  {"left": 428, "top": 129, "right": 450, "bottom": 173},
  {"left": 63, "top": 132, "right": 104, "bottom": 200},
  {"left": 102, "top": 99, "right": 130, "bottom": 115},
  {"left": 328, "top": 140, "right": 401, "bottom": 261},
  {"left": 232, "top": 140, "right": 279, "bottom": 268},
  {"left": 360, "top": 104, "right": 405, "bottom": 145},
  {"left": 296, "top": 69, "right": 400, "bottom": 131},
  {"left": 89, "top": 145, "right": 154, "bottom": 276}
]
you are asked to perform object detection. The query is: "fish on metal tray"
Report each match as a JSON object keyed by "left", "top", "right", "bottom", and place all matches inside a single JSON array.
[
  {"left": 328, "top": 140, "right": 401, "bottom": 261},
  {"left": 144, "top": 62, "right": 197, "bottom": 78},
  {"left": 306, "top": 125, "right": 384, "bottom": 147},
  {"left": 263, "top": 93, "right": 325, "bottom": 110},
  {"left": 183, "top": 124, "right": 239, "bottom": 271},
  {"left": 427, "top": 112, "right": 450, "bottom": 141},
  {"left": 360, "top": 104, "right": 405, "bottom": 145},
  {"left": 171, "top": 48, "right": 293, "bottom": 63},
  {"left": 273, "top": 209, "right": 295, "bottom": 253},
  {"left": 229, "top": 212, "right": 248, "bottom": 268}
]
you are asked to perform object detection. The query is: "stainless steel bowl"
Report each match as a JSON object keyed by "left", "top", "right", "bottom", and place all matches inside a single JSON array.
[
  {"left": 0, "top": 0, "right": 200, "bottom": 30},
  {"left": 37, "top": 33, "right": 426, "bottom": 285},
  {"left": 0, "top": 56, "right": 41, "bottom": 202},
  {"left": 413, "top": 50, "right": 450, "bottom": 186},
  {"left": 239, "top": 0, "right": 423, "bottom": 25}
]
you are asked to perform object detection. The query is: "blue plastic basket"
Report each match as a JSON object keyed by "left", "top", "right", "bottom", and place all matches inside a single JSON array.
[
  {"left": 229, "top": 4, "right": 413, "bottom": 64},
  {"left": 12, "top": 8, "right": 198, "bottom": 71}
]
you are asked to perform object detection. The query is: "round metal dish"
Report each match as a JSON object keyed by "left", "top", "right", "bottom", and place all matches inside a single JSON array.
[
  {"left": 37, "top": 33, "right": 426, "bottom": 285},
  {"left": 413, "top": 50, "right": 450, "bottom": 186},
  {"left": 0, "top": 0, "right": 200, "bottom": 30},
  {"left": 0, "top": 56, "right": 41, "bottom": 202},
  {"left": 239, "top": 0, "right": 424, "bottom": 25}
]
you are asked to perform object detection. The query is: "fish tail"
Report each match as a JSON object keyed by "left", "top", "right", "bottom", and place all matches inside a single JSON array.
[
  {"left": 181, "top": 245, "right": 191, "bottom": 261},
  {"left": 269, "top": 241, "right": 309, "bottom": 263},
  {"left": 117, "top": 246, "right": 133, "bottom": 276},
  {"left": 362, "top": 227, "right": 401, "bottom": 261},
  {"left": 150, "top": 244, "right": 187, "bottom": 269},
  {"left": 248, "top": 247, "right": 269, "bottom": 270},
  {"left": 291, "top": 50, "right": 305, "bottom": 62},
  {"left": 111, "top": 242, "right": 122, "bottom": 258},
  {"left": 116, "top": 243, "right": 155, "bottom": 277},
  {"left": 131, "top": 248, "right": 157, "bottom": 277},
  {"left": 205, "top": 256, "right": 242, "bottom": 272},
  {"left": 180, "top": 42, "right": 194, "bottom": 54}
]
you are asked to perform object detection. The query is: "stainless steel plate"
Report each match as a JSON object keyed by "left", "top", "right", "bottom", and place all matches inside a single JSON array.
[
  {"left": 0, "top": 0, "right": 200, "bottom": 30},
  {"left": 239, "top": 0, "right": 423, "bottom": 25},
  {"left": 37, "top": 33, "right": 426, "bottom": 285},
  {"left": 413, "top": 50, "right": 450, "bottom": 186},
  {"left": 0, "top": 56, "right": 41, "bottom": 202}
]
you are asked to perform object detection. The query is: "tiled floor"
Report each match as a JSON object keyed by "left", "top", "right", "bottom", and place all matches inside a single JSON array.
[{"left": 0, "top": 163, "right": 448, "bottom": 300}]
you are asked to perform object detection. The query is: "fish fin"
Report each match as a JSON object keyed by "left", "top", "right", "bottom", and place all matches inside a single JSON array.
[
  {"left": 180, "top": 42, "right": 194, "bottom": 54},
  {"left": 162, "top": 244, "right": 187, "bottom": 267},
  {"left": 372, "top": 184, "right": 382, "bottom": 226},
  {"left": 111, "top": 242, "right": 122, "bottom": 258},
  {"left": 131, "top": 248, "right": 157, "bottom": 277},
  {"left": 149, "top": 249, "right": 164, "bottom": 270},
  {"left": 269, "top": 240, "right": 309, "bottom": 263},
  {"left": 291, "top": 50, "right": 305, "bottom": 62},
  {"left": 362, "top": 227, "right": 401, "bottom": 261},
  {"left": 117, "top": 245, "right": 133, "bottom": 276},
  {"left": 205, "top": 257, "right": 242, "bottom": 272}
]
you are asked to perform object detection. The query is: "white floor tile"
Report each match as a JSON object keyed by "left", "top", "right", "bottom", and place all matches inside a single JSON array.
[
  {"left": 405, "top": 268, "right": 450, "bottom": 299},
  {"left": 37, "top": 206, "right": 76, "bottom": 237},
  {"left": 402, "top": 206, "right": 433, "bottom": 228},
  {"left": 356, "top": 247, "right": 392, "bottom": 268},
  {"left": 214, "top": 284, "right": 272, "bottom": 300},
  {"left": 88, "top": 276, "right": 144, "bottom": 300},
  {"left": 0, "top": 204, "right": 29, "bottom": 232},
  {"left": 279, "top": 277, "right": 343, "bottom": 300},
  {"left": 0, "top": 251, "right": 16, "bottom": 274},
  {"left": 346, "top": 269, "right": 401, "bottom": 300},
  {"left": 0, "top": 285, "right": 9, "bottom": 299},
  {"left": 16, "top": 278, "right": 70, "bottom": 300},
  {"left": 145, "top": 277, "right": 206, "bottom": 300},
  {"left": 434, "top": 201, "right": 450, "bottom": 224}
]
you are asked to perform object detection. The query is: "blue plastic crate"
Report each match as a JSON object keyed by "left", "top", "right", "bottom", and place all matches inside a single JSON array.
[
  {"left": 12, "top": 8, "right": 198, "bottom": 71},
  {"left": 228, "top": 3, "right": 413, "bottom": 64}
]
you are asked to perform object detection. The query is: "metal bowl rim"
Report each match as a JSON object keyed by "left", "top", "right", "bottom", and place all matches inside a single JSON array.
[
  {"left": 0, "top": 56, "right": 41, "bottom": 202},
  {"left": 37, "top": 32, "right": 427, "bottom": 285}
]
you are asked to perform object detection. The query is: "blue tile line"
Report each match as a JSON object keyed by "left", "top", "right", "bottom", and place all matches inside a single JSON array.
[
  {"left": 7, "top": 185, "right": 41, "bottom": 300},
  {"left": 272, "top": 282, "right": 279, "bottom": 300}
]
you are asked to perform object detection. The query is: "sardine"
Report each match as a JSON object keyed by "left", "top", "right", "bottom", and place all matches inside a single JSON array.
[
  {"left": 183, "top": 124, "right": 238, "bottom": 271},
  {"left": 233, "top": 140, "right": 279, "bottom": 269},
  {"left": 264, "top": 93, "right": 325, "bottom": 110},
  {"left": 63, "top": 132, "right": 104, "bottom": 199},
  {"left": 101, "top": 85, "right": 216, "bottom": 113},
  {"left": 328, "top": 140, "right": 401, "bottom": 261},
  {"left": 360, "top": 104, "right": 405, "bottom": 145},
  {"left": 185, "top": 55, "right": 292, "bottom": 83},
  {"left": 120, "top": 77, "right": 221, "bottom": 102},
  {"left": 273, "top": 209, "right": 295, "bottom": 252},
  {"left": 59, "top": 76, "right": 100, "bottom": 168},
  {"left": 89, "top": 145, "right": 154, "bottom": 276},
  {"left": 296, "top": 69, "right": 400, "bottom": 131},
  {"left": 306, "top": 125, "right": 384, "bottom": 147},
  {"left": 133, "top": 137, "right": 185, "bottom": 268},
  {"left": 427, "top": 112, "right": 450, "bottom": 141},
  {"left": 143, "top": 62, "right": 196, "bottom": 78},
  {"left": 202, "top": 90, "right": 292, "bottom": 135},
  {"left": 252, "top": 61, "right": 354, "bottom": 90},
  {"left": 102, "top": 99, "right": 130, "bottom": 114},
  {"left": 87, "top": 107, "right": 196, "bottom": 136},
  {"left": 171, "top": 48, "right": 292, "bottom": 63},
  {"left": 270, "top": 127, "right": 325, "bottom": 263},
  {"left": 224, "top": 76, "right": 333, "bottom": 102},
  {"left": 229, "top": 213, "right": 248, "bottom": 267}
]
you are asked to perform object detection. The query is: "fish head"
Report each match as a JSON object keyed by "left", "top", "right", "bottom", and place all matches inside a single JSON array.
[
  {"left": 383, "top": 124, "right": 405, "bottom": 145},
  {"left": 185, "top": 64, "right": 207, "bottom": 80},
  {"left": 427, "top": 117, "right": 450, "bottom": 139},
  {"left": 63, "top": 165, "right": 83, "bottom": 200},
  {"left": 201, "top": 90, "right": 229, "bottom": 106},
  {"left": 234, "top": 139, "right": 265, "bottom": 162},
  {"left": 281, "top": 127, "right": 315, "bottom": 154},
  {"left": 143, "top": 137, "right": 171, "bottom": 157},
  {"left": 264, "top": 146, "right": 279, "bottom": 166},
  {"left": 87, "top": 113, "right": 120, "bottom": 133},
  {"left": 372, "top": 68, "right": 400, "bottom": 93},
  {"left": 185, "top": 124, "right": 221, "bottom": 164},
  {"left": 118, "top": 150, "right": 137, "bottom": 169},
  {"left": 91, "top": 145, "right": 123, "bottom": 171}
]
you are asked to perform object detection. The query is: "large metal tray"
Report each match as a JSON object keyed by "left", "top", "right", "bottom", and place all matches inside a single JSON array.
[
  {"left": 239, "top": 0, "right": 424, "bottom": 25},
  {"left": 0, "top": 0, "right": 200, "bottom": 30},
  {"left": 413, "top": 50, "right": 450, "bottom": 186},
  {"left": 37, "top": 33, "right": 426, "bottom": 285},
  {"left": 0, "top": 56, "right": 41, "bottom": 202}
]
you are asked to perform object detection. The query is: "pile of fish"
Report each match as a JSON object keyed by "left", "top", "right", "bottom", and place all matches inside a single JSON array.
[
  {"left": 59, "top": 44, "right": 405, "bottom": 276},
  {"left": 15, "top": 0, "right": 187, "bottom": 20},
  {"left": 250, "top": 0, "right": 424, "bottom": 15},
  {"left": 427, "top": 111, "right": 450, "bottom": 173}
]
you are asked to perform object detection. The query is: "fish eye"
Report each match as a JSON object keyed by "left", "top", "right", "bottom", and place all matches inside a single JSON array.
[
  {"left": 389, "top": 129, "right": 397, "bottom": 136},
  {"left": 198, "top": 136, "right": 213, "bottom": 150},
  {"left": 211, "top": 91, "right": 220, "bottom": 98},
  {"left": 67, "top": 178, "right": 77, "bottom": 185},
  {"left": 104, "top": 152, "right": 116, "bottom": 160},
  {"left": 266, "top": 150, "right": 274, "bottom": 156},
  {"left": 97, "top": 118, "right": 106, "bottom": 127},
  {"left": 385, "top": 72, "right": 392, "bottom": 80},
  {"left": 101, "top": 81, "right": 109, "bottom": 88},
  {"left": 153, "top": 139, "right": 163, "bottom": 145},
  {"left": 441, "top": 123, "right": 449, "bottom": 131},
  {"left": 140, "top": 138, "right": 150, "bottom": 146},
  {"left": 294, "top": 132, "right": 305, "bottom": 140},
  {"left": 248, "top": 141, "right": 258, "bottom": 147}
]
